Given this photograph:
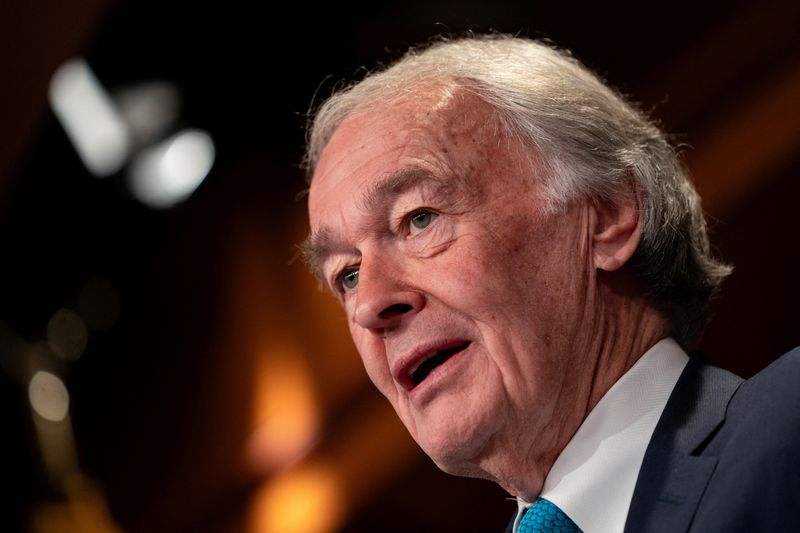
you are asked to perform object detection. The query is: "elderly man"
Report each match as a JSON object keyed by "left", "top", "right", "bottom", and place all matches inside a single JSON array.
[{"left": 302, "top": 36, "right": 800, "bottom": 532}]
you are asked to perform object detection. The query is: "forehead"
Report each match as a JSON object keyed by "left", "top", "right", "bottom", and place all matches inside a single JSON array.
[{"left": 308, "top": 86, "right": 501, "bottom": 227}]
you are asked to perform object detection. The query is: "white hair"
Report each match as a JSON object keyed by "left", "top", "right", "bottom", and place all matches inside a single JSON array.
[{"left": 305, "top": 35, "right": 731, "bottom": 345}]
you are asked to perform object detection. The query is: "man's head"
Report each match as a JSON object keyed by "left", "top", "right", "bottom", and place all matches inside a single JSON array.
[{"left": 302, "top": 36, "right": 730, "bottom": 497}]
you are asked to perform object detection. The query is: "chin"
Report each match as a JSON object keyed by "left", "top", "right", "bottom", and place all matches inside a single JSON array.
[
  {"left": 432, "top": 457, "right": 492, "bottom": 480},
  {"left": 415, "top": 425, "right": 493, "bottom": 480}
]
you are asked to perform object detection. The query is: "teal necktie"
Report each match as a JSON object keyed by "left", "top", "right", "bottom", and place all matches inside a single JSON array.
[{"left": 518, "top": 498, "right": 581, "bottom": 533}]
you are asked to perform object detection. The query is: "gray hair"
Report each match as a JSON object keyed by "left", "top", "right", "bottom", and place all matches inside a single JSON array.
[{"left": 305, "top": 35, "right": 731, "bottom": 346}]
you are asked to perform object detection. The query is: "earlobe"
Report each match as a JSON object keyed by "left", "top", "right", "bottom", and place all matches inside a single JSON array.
[{"left": 591, "top": 190, "right": 642, "bottom": 272}]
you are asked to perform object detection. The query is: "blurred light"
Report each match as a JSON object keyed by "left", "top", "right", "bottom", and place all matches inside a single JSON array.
[
  {"left": 30, "top": 474, "right": 124, "bottom": 533},
  {"left": 49, "top": 59, "right": 131, "bottom": 177},
  {"left": 246, "top": 347, "right": 320, "bottom": 473},
  {"left": 78, "top": 277, "right": 120, "bottom": 331},
  {"left": 29, "top": 371, "right": 70, "bottom": 422},
  {"left": 128, "top": 129, "right": 215, "bottom": 208},
  {"left": 248, "top": 462, "right": 344, "bottom": 533},
  {"left": 29, "top": 366, "right": 80, "bottom": 491},
  {"left": 47, "top": 308, "right": 88, "bottom": 361},
  {"left": 115, "top": 81, "right": 181, "bottom": 146}
]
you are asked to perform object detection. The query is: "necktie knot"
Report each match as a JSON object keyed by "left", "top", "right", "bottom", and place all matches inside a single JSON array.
[{"left": 518, "top": 498, "right": 581, "bottom": 533}]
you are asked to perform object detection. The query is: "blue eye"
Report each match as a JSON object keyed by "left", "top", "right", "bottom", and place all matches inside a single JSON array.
[
  {"left": 409, "top": 210, "right": 437, "bottom": 232},
  {"left": 341, "top": 268, "right": 359, "bottom": 290}
]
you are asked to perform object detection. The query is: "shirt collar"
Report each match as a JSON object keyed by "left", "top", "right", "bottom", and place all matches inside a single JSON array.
[{"left": 513, "top": 338, "right": 689, "bottom": 533}]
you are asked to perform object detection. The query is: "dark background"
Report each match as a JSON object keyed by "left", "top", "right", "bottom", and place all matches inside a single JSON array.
[{"left": 1, "top": 1, "right": 798, "bottom": 532}]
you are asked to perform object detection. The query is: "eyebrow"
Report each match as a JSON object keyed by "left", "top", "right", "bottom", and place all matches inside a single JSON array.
[{"left": 302, "top": 167, "right": 441, "bottom": 280}]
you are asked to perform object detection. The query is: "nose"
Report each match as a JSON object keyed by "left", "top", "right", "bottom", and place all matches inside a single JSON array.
[{"left": 352, "top": 260, "right": 425, "bottom": 333}]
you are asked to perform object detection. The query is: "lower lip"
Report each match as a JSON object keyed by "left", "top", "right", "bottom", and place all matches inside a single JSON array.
[{"left": 408, "top": 344, "right": 471, "bottom": 402}]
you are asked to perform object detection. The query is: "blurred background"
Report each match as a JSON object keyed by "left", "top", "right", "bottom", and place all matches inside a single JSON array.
[{"left": 1, "top": 1, "right": 798, "bottom": 532}]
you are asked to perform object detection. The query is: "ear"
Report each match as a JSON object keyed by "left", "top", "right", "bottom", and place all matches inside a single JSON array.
[{"left": 591, "top": 187, "right": 642, "bottom": 272}]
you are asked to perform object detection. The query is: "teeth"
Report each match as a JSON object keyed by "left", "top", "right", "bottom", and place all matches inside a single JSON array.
[
  {"left": 407, "top": 342, "right": 471, "bottom": 386},
  {"left": 407, "top": 351, "right": 437, "bottom": 380}
]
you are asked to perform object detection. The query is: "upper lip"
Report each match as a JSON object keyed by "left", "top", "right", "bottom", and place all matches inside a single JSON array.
[{"left": 392, "top": 339, "right": 472, "bottom": 391}]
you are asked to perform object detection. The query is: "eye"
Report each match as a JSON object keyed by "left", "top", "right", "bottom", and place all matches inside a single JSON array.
[
  {"left": 339, "top": 267, "right": 359, "bottom": 291},
  {"left": 407, "top": 210, "right": 438, "bottom": 235}
]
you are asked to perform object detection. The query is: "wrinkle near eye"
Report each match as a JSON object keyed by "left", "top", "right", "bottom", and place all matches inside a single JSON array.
[{"left": 406, "top": 224, "right": 457, "bottom": 259}]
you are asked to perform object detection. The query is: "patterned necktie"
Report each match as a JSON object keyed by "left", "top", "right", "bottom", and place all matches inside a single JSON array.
[{"left": 518, "top": 498, "right": 581, "bottom": 533}]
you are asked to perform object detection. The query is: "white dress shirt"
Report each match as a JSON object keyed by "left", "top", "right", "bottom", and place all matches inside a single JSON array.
[{"left": 512, "top": 338, "right": 689, "bottom": 533}]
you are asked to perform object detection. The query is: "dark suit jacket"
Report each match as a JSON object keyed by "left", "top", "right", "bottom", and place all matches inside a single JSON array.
[
  {"left": 504, "top": 347, "right": 800, "bottom": 533},
  {"left": 625, "top": 347, "right": 800, "bottom": 532}
]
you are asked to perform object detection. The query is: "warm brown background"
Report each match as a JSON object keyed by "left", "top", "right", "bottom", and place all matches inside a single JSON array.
[{"left": 1, "top": 1, "right": 798, "bottom": 532}]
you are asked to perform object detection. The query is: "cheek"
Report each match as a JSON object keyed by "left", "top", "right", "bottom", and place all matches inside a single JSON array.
[
  {"left": 450, "top": 226, "right": 545, "bottom": 311},
  {"left": 442, "top": 214, "right": 586, "bottom": 355},
  {"left": 350, "top": 326, "right": 394, "bottom": 392}
]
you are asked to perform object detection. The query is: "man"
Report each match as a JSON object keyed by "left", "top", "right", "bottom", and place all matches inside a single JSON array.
[{"left": 302, "top": 35, "right": 800, "bottom": 532}]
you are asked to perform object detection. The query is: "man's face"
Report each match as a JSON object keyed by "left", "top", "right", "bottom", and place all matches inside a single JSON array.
[{"left": 307, "top": 87, "right": 598, "bottom": 489}]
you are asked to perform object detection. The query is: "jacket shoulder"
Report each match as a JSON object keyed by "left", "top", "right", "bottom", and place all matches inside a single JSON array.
[
  {"left": 733, "top": 346, "right": 800, "bottom": 412},
  {"left": 691, "top": 347, "right": 800, "bottom": 531}
]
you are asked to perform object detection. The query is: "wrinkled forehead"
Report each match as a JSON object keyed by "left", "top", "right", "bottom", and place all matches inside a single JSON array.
[
  {"left": 307, "top": 84, "right": 501, "bottom": 222},
  {"left": 309, "top": 78, "right": 486, "bottom": 171}
]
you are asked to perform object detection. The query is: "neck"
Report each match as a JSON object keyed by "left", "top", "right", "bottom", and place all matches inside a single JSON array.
[
  {"left": 492, "top": 271, "right": 668, "bottom": 500},
  {"left": 584, "top": 271, "right": 668, "bottom": 414}
]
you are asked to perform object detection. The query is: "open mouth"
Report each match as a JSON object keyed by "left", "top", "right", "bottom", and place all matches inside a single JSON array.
[{"left": 408, "top": 341, "right": 471, "bottom": 387}]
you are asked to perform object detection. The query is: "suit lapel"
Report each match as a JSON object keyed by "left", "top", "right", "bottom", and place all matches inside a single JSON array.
[{"left": 623, "top": 357, "right": 742, "bottom": 533}]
